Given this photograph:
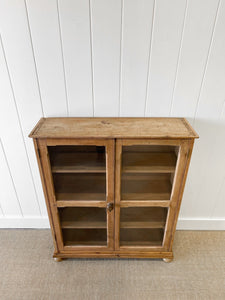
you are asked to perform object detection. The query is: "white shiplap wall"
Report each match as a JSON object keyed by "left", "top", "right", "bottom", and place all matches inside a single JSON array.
[{"left": 0, "top": 0, "right": 225, "bottom": 229}]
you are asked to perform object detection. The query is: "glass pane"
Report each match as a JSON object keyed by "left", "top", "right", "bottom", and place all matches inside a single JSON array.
[
  {"left": 120, "top": 207, "right": 167, "bottom": 247},
  {"left": 121, "top": 145, "right": 178, "bottom": 201},
  {"left": 59, "top": 207, "right": 107, "bottom": 246},
  {"left": 48, "top": 146, "right": 106, "bottom": 201}
]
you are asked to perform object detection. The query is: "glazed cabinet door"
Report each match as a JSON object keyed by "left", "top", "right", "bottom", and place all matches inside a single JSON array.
[
  {"left": 37, "top": 138, "right": 115, "bottom": 253},
  {"left": 115, "top": 139, "right": 193, "bottom": 252}
]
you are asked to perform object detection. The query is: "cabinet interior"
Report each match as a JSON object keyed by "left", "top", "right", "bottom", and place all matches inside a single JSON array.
[
  {"left": 121, "top": 145, "right": 178, "bottom": 202},
  {"left": 47, "top": 143, "right": 178, "bottom": 248},
  {"left": 49, "top": 146, "right": 106, "bottom": 202},
  {"left": 59, "top": 207, "right": 107, "bottom": 246}
]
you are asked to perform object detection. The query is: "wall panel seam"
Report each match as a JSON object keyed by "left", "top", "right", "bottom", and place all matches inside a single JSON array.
[
  {"left": 24, "top": 0, "right": 44, "bottom": 117},
  {"left": 0, "top": 204, "right": 4, "bottom": 216},
  {"left": 56, "top": 0, "right": 69, "bottom": 116},
  {"left": 192, "top": 0, "right": 221, "bottom": 126},
  {"left": 0, "top": 35, "right": 41, "bottom": 216},
  {"left": 211, "top": 175, "right": 225, "bottom": 218},
  {"left": 89, "top": 0, "right": 95, "bottom": 116},
  {"left": 144, "top": 0, "right": 156, "bottom": 117},
  {"left": 118, "top": 0, "right": 124, "bottom": 117},
  {"left": 169, "top": 0, "right": 189, "bottom": 116},
  {"left": 0, "top": 139, "right": 23, "bottom": 216}
]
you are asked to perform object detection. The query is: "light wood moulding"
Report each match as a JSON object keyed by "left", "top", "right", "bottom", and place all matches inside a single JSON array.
[{"left": 29, "top": 117, "right": 198, "bottom": 261}]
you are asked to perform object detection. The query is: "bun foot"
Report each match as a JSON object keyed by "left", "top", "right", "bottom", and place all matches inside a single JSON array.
[
  {"left": 163, "top": 258, "right": 173, "bottom": 263},
  {"left": 54, "top": 257, "right": 63, "bottom": 262}
]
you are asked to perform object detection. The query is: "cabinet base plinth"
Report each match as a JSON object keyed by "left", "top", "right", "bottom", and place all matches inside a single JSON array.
[{"left": 53, "top": 251, "right": 173, "bottom": 260}]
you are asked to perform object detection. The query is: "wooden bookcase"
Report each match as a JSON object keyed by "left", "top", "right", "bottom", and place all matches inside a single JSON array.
[{"left": 29, "top": 117, "right": 198, "bottom": 262}]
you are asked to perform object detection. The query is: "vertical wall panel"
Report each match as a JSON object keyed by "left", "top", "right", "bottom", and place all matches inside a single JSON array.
[
  {"left": 0, "top": 206, "right": 3, "bottom": 217},
  {"left": 120, "top": 0, "right": 154, "bottom": 116},
  {"left": 170, "top": 0, "right": 219, "bottom": 118},
  {"left": 214, "top": 159, "right": 225, "bottom": 218},
  {"left": 0, "top": 0, "right": 225, "bottom": 227},
  {"left": 180, "top": 0, "right": 225, "bottom": 219},
  {"left": 0, "top": 0, "right": 47, "bottom": 216},
  {"left": 58, "top": 0, "right": 93, "bottom": 116},
  {"left": 91, "top": 0, "right": 121, "bottom": 116},
  {"left": 0, "top": 40, "right": 41, "bottom": 216},
  {"left": 145, "top": 0, "right": 186, "bottom": 117},
  {"left": 213, "top": 101, "right": 225, "bottom": 218},
  {"left": 26, "top": 0, "right": 68, "bottom": 116},
  {"left": 195, "top": 0, "right": 225, "bottom": 219},
  {"left": 0, "top": 140, "right": 22, "bottom": 216}
]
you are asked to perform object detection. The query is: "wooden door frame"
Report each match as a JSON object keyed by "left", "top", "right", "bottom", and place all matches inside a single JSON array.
[
  {"left": 38, "top": 138, "right": 115, "bottom": 253},
  {"left": 114, "top": 138, "right": 192, "bottom": 252}
]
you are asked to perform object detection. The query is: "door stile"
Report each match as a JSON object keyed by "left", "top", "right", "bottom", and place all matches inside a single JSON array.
[
  {"left": 115, "top": 139, "right": 122, "bottom": 250},
  {"left": 106, "top": 139, "right": 115, "bottom": 250}
]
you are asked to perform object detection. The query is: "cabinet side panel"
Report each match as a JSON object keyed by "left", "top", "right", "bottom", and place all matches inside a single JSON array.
[
  {"left": 33, "top": 139, "right": 58, "bottom": 251},
  {"left": 164, "top": 139, "right": 194, "bottom": 250},
  {"left": 37, "top": 139, "right": 64, "bottom": 251}
]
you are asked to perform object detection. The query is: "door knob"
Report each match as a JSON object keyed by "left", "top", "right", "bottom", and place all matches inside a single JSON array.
[{"left": 107, "top": 202, "right": 114, "bottom": 212}]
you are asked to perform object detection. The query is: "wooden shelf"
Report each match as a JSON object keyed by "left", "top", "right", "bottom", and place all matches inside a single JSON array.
[
  {"left": 53, "top": 173, "right": 106, "bottom": 201},
  {"left": 62, "top": 228, "right": 107, "bottom": 246},
  {"left": 65, "top": 241, "right": 107, "bottom": 246},
  {"left": 56, "top": 193, "right": 106, "bottom": 201},
  {"left": 51, "top": 152, "right": 105, "bottom": 173},
  {"left": 62, "top": 221, "right": 106, "bottom": 229},
  {"left": 60, "top": 207, "right": 106, "bottom": 229},
  {"left": 120, "top": 228, "right": 164, "bottom": 247},
  {"left": 120, "top": 207, "right": 167, "bottom": 229},
  {"left": 122, "top": 152, "right": 177, "bottom": 173},
  {"left": 121, "top": 174, "right": 172, "bottom": 201},
  {"left": 120, "top": 221, "right": 165, "bottom": 229},
  {"left": 120, "top": 241, "right": 162, "bottom": 246},
  {"left": 59, "top": 207, "right": 167, "bottom": 229}
]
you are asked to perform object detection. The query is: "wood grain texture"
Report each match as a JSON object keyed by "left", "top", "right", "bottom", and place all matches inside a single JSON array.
[
  {"left": 29, "top": 117, "right": 198, "bottom": 139},
  {"left": 31, "top": 118, "right": 196, "bottom": 258},
  {"left": 54, "top": 251, "right": 173, "bottom": 259},
  {"left": 105, "top": 139, "right": 115, "bottom": 250}
]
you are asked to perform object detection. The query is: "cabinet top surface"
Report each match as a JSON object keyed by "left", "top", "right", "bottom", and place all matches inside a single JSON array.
[{"left": 29, "top": 117, "right": 199, "bottom": 139}]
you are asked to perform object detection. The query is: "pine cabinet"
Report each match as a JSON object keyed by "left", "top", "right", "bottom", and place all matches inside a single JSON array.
[{"left": 29, "top": 117, "right": 198, "bottom": 262}]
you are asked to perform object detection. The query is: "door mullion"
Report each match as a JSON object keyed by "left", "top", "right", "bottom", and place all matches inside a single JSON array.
[
  {"left": 106, "top": 139, "right": 115, "bottom": 250},
  {"left": 115, "top": 139, "right": 122, "bottom": 250}
]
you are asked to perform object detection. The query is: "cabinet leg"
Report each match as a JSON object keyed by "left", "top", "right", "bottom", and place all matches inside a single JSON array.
[
  {"left": 54, "top": 257, "right": 63, "bottom": 262},
  {"left": 163, "top": 258, "right": 173, "bottom": 263}
]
